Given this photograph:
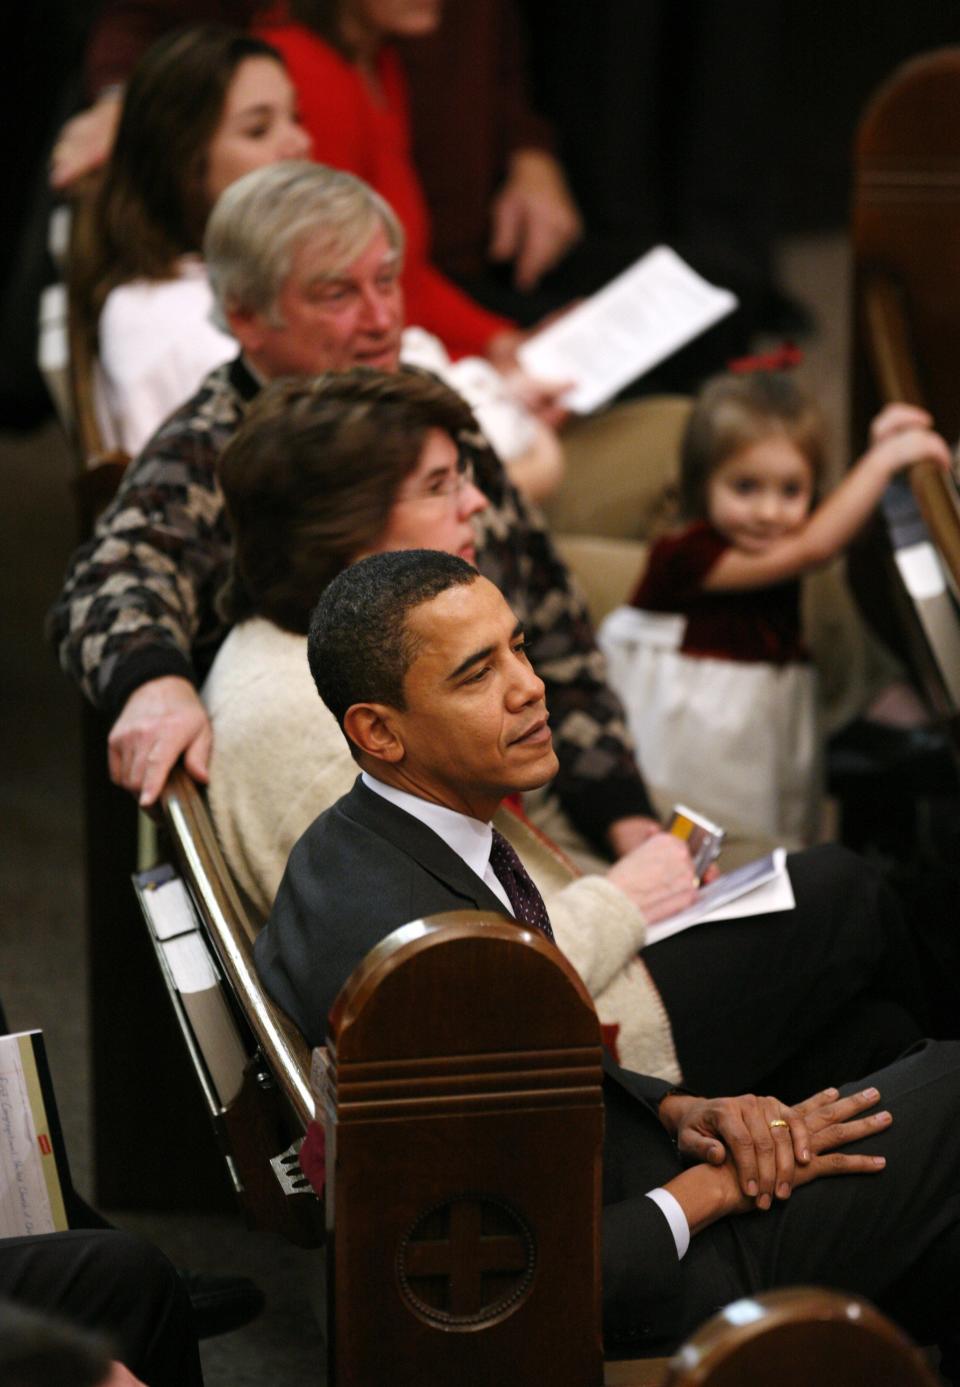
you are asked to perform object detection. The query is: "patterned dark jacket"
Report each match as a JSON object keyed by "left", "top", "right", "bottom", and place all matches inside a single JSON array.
[{"left": 49, "top": 356, "right": 653, "bottom": 844}]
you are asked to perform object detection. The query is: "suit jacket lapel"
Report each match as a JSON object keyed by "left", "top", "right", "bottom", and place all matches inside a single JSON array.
[
  {"left": 341, "top": 779, "right": 515, "bottom": 920},
  {"left": 341, "top": 786, "right": 669, "bottom": 1118}
]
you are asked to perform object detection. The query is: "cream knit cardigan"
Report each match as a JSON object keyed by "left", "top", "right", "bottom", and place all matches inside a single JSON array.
[{"left": 202, "top": 618, "right": 680, "bottom": 1082}]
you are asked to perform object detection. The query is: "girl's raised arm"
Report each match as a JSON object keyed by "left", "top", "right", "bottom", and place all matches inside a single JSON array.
[{"left": 703, "top": 420, "right": 952, "bottom": 592}]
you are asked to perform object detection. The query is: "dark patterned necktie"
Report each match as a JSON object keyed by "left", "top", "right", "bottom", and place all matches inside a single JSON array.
[{"left": 488, "top": 828, "right": 555, "bottom": 942}]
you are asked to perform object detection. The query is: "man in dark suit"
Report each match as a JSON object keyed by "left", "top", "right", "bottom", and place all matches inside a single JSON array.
[{"left": 256, "top": 549, "right": 960, "bottom": 1364}]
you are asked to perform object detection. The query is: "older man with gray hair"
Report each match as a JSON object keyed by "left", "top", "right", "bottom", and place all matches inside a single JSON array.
[{"left": 50, "top": 160, "right": 657, "bottom": 862}]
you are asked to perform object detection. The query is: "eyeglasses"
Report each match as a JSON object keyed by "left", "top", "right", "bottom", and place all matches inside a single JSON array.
[{"left": 397, "top": 455, "right": 476, "bottom": 504}]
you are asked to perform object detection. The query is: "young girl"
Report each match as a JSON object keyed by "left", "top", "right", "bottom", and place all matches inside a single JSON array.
[{"left": 598, "top": 372, "right": 950, "bottom": 845}]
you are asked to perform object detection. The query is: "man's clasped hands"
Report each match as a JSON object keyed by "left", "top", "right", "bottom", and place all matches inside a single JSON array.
[{"left": 657, "top": 1085, "right": 890, "bottom": 1234}]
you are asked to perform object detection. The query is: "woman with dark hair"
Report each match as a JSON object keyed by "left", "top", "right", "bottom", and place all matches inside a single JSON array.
[
  {"left": 80, "top": 23, "right": 310, "bottom": 454},
  {"left": 204, "top": 367, "right": 494, "bottom": 891}
]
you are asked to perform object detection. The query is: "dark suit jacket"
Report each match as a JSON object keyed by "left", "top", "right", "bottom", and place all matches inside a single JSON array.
[
  {"left": 256, "top": 777, "right": 748, "bottom": 1348},
  {"left": 256, "top": 777, "right": 519, "bottom": 1045}
]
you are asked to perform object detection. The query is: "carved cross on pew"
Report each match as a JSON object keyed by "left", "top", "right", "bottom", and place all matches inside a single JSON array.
[{"left": 399, "top": 1195, "right": 535, "bottom": 1324}]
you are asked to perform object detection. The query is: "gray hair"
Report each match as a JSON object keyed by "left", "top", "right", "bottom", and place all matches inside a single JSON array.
[{"left": 204, "top": 160, "right": 404, "bottom": 327}]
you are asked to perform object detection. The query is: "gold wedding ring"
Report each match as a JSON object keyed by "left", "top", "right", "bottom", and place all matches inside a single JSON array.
[{"left": 769, "top": 1119, "right": 789, "bottom": 1129}]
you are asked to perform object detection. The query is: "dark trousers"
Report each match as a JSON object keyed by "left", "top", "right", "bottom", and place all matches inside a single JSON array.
[
  {"left": 741, "top": 1040, "right": 960, "bottom": 1366},
  {"left": 643, "top": 845, "right": 927, "bottom": 1100},
  {"left": 0, "top": 1229, "right": 203, "bottom": 1386},
  {"left": 605, "top": 1039, "right": 960, "bottom": 1370}
]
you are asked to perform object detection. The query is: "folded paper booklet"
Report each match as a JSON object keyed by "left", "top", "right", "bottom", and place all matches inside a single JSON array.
[
  {"left": 645, "top": 848, "right": 794, "bottom": 947},
  {"left": 517, "top": 245, "right": 737, "bottom": 413},
  {"left": 0, "top": 1030, "right": 69, "bottom": 1237}
]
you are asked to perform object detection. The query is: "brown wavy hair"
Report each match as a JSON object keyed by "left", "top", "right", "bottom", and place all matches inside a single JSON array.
[
  {"left": 217, "top": 367, "right": 477, "bottom": 634},
  {"left": 679, "top": 372, "right": 827, "bottom": 521},
  {"left": 76, "top": 24, "right": 284, "bottom": 326}
]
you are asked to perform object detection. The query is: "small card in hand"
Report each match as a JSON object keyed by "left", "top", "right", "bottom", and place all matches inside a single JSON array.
[{"left": 667, "top": 804, "right": 725, "bottom": 881}]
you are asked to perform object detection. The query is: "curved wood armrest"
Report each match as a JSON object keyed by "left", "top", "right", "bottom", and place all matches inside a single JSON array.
[
  {"left": 862, "top": 273, "right": 925, "bottom": 408},
  {"left": 862, "top": 270, "right": 960, "bottom": 593},
  {"left": 160, "top": 765, "right": 314, "bottom": 1129}
]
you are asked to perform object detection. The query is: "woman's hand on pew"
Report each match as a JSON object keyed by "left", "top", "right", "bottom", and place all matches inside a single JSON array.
[{"left": 107, "top": 675, "right": 212, "bottom": 808}]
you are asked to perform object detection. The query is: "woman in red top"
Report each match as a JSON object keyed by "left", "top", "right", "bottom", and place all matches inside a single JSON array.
[{"left": 256, "top": 0, "right": 516, "bottom": 360}]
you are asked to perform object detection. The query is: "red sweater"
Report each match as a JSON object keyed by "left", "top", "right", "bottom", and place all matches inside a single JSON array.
[{"left": 254, "top": 18, "right": 514, "bottom": 358}]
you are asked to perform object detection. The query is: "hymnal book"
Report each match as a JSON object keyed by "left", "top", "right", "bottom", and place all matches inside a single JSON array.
[
  {"left": 517, "top": 245, "right": 737, "bottom": 412},
  {"left": 645, "top": 848, "right": 795, "bottom": 947},
  {"left": 135, "top": 866, "right": 248, "bottom": 1110},
  {"left": 0, "top": 1030, "right": 69, "bottom": 1237}
]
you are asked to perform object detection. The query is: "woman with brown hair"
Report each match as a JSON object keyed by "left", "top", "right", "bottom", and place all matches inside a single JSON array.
[
  {"left": 204, "top": 366, "right": 492, "bottom": 906},
  {"left": 79, "top": 23, "right": 310, "bottom": 454}
]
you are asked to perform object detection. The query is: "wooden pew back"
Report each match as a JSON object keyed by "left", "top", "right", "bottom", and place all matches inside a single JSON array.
[
  {"left": 319, "top": 914, "right": 605, "bottom": 1387},
  {"left": 851, "top": 47, "right": 960, "bottom": 744},
  {"left": 853, "top": 48, "right": 960, "bottom": 442},
  {"left": 661, "top": 1286, "right": 938, "bottom": 1386}
]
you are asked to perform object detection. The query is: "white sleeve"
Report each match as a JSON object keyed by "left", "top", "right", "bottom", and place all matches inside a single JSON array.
[{"left": 644, "top": 1188, "right": 690, "bottom": 1260}]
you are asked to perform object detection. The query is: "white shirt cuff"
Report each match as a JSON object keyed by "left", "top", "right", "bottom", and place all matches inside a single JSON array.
[{"left": 645, "top": 1188, "right": 690, "bottom": 1260}]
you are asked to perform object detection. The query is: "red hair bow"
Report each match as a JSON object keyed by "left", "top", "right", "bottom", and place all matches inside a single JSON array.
[{"left": 727, "top": 342, "right": 804, "bottom": 374}]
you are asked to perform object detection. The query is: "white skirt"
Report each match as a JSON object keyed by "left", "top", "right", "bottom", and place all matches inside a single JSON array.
[{"left": 598, "top": 605, "right": 822, "bottom": 845}]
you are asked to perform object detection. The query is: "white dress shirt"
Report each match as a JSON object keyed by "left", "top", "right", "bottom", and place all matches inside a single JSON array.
[
  {"left": 360, "top": 772, "right": 513, "bottom": 914},
  {"left": 360, "top": 771, "right": 690, "bottom": 1260}
]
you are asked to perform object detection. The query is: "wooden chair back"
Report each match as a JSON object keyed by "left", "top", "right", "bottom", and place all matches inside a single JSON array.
[
  {"left": 661, "top": 1286, "right": 937, "bottom": 1386},
  {"left": 62, "top": 182, "right": 131, "bottom": 533},
  {"left": 851, "top": 48, "right": 960, "bottom": 743},
  {"left": 318, "top": 914, "right": 605, "bottom": 1387},
  {"left": 853, "top": 48, "right": 960, "bottom": 442},
  {"left": 152, "top": 765, "right": 322, "bottom": 1245}
]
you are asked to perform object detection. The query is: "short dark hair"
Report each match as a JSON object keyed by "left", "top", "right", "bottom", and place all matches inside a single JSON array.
[
  {"left": 308, "top": 550, "right": 478, "bottom": 752},
  {"left": 679, "top": 372, "right": 826, "bottom": 520},
  {"left": 217, "top": 368, "right": 477, "bottom": 633}
]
